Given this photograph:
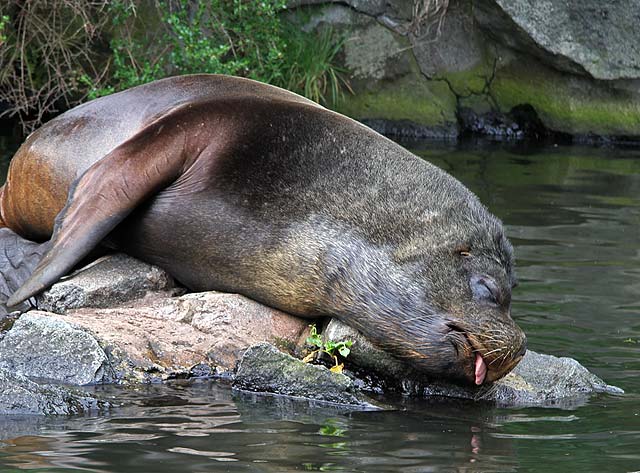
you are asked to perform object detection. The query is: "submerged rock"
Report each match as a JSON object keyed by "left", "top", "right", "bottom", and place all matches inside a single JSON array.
[
  {"left": 0, "top": 368, "right": 108, "bottom": 415},
  {"left": 234, "top": 343, "right": 377, "bottom": 408}
]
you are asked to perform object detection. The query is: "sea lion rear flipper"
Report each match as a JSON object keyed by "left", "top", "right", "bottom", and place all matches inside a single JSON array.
[
  {"left": 7, "top": 118, "right": 189, "bottom": 308},
  {"left": 0, "top": 228, "right": 49, "bottom": 315}
]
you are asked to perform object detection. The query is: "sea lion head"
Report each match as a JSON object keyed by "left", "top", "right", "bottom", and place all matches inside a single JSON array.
[
  {"left": 383, "top": 200, "right": 527, "bottom": 386},
  {"left": 324, "top": 190, "right": 527, "bottom": 387}
]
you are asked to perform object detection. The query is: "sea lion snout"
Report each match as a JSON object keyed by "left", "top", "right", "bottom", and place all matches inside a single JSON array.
[{"left": 441, "top": 303, "right": 527, "bottom": 385}]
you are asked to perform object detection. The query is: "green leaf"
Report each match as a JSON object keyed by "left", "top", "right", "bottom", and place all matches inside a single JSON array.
[{"left": 338, "top": 346, "right": 350, "bottom": 358}]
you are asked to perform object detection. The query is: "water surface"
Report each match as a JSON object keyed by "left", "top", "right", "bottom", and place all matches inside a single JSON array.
[{"left": 0, "top": 139, "right": 638, "bottom": 472}]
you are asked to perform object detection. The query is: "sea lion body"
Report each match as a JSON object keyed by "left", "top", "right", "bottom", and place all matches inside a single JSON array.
[{"left": 0, "top": 75, "right": 526, "bottom": 385}]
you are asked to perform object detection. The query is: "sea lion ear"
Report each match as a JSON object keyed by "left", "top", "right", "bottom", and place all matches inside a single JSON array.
[{"left": 7, "top": 116, "right": 189, "bottom": 309}]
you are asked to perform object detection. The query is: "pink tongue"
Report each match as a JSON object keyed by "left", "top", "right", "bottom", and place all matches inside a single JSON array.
[{"left": 475, "top": 353, "right": 487, "bottom": 385}]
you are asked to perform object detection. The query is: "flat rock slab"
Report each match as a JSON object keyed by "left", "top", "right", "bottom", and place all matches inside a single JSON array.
[
  {"left": 234, "top": 343, "right": 378, "bottom": 408},
  {"left": 36, "top": 253, "right": 177, "bottom": 314},
  {"left": 0, "top": 367, "right": 108, "bottom": 415}
]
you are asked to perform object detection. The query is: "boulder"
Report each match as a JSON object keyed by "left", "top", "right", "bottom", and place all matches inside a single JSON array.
[
  {"left": 292, "top": 4, "right": 459, "bottom": 138},
  {"left": 8, "top": 257, "right": 311, "bottom": 383},
  {"left": 0, "top": 367, "right": 108, "bottom": 415},
  {"left": 0, "top": 312, "right": 112, "bottom": 385},
  {"left": 63, "top": 291, "right": 310, "bottom": 380},
  {"left": 288, "top": 0, "right": 640, "bottom": 139},
  {"left": 36, "top": 253, "right": 177, "bottom": 314},
  {"left": 5, "top": 253, "right": 622, "bottom": 407},
  {"left": 474, "top": 0, "right": 640, "bottom": 81}
]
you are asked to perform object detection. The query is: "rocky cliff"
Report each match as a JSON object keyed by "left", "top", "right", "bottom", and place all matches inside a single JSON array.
[{"left": 288, "top": 0, "right": 640, "bottom": 142}]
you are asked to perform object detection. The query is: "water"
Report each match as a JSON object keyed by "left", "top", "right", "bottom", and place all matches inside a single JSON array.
[{"left": 0, "top": 138, "right": 639, "bottom": 472}]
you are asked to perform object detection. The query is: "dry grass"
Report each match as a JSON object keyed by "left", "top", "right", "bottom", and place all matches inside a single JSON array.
[{"left": 0, "top": 0, "right": 120, "bottom": 132}]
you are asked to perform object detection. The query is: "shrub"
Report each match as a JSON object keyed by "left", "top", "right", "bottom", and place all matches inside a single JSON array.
[{"left": 0, "top": 0, "right": 350, "bottom": 133}]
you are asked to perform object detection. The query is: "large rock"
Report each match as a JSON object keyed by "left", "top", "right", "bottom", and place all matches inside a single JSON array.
[
  {"left": 475, "top": 0, "right": 640, "bottom": 81},
  {"left": 64, "top": 291, "right": 310, "bottom": 379},
  {"left": 294, "top": 4, "right": 459, "bottom": 138},
  {"left": 0, "top": 367, "right": 108, "bottom": 415},
  {"left": 289, "top": 0, "right": 640, "bottom": 139},
  {"left": 19, "top": 286, "right": 310, "bottom": 384},
  {"left": 234, "top": 343, "right": 377, "bottom": 407},
  {"left": 36, "top": 253, "right": 177, "bottom": 314},
  {"left": 21, "top": 253, "right": 310, "bottom": 382},
  {"left": 5, "top": 252, "right": 622, "bottom": 407},
  {"left": 324, "top": 319, "right": 622, "bottom": 406}
]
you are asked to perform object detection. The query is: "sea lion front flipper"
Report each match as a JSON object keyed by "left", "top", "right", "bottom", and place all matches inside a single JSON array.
[{"left": 7, "top": 117, "right": 190, "bottom": 308}]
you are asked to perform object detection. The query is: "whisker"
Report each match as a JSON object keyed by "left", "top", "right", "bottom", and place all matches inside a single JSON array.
[{"left": 482, "top": 347, "right": 504, "bottom": 357}]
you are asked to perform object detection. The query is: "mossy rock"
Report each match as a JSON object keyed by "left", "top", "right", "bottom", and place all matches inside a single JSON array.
[
  {"left": 490, "top": 58, "right": 640, "bottom": 137},
  {"left": 337, "top": 72, "right": 457, "bottom": 128}
]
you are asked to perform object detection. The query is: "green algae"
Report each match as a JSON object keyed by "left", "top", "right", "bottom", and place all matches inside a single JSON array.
[{"left": 491, "top": 61, "right": 640, "bottom": 136}]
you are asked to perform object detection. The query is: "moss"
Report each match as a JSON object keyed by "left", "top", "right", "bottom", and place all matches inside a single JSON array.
[
  {"left": 336, "top": 72, "right": 457, "bottom": 126},
  {"left": 491, "top": 61, "right": 640, "bottom": 136},
  {"left": 442, "top": 63, "right": 492, "bottom": 97}
]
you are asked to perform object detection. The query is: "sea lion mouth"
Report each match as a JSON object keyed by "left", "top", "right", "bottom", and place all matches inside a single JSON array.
[
  {"left": 445, "top": 321, "right": 517, "bottom": 386},
  {"left": 475, "top": 352, "right": 487, "bottom": 385}
]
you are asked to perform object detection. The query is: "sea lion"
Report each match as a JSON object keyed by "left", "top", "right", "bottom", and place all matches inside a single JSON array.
[{"left": 0, "top": 74, "right": 526, "bottom": 386}]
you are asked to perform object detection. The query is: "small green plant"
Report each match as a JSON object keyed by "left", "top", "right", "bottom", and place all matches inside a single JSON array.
[{"left": 303, "top": 324, "right": 353, "bottom": 373}]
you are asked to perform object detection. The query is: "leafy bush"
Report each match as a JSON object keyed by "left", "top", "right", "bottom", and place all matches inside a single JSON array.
[
  {"left": 0, "top": 0, "right": 114, "bottom": 130},
  {"left": 94, "top": 0, "right": 288, "bottom": 97},
  {"left": 1, "top": 0, "right": 350, "bottom": 132}
]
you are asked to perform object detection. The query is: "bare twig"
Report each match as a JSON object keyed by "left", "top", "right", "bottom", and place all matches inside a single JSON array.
[
  {"left": 0, "top": 0, "right": 131, "bottom": 133},
  {"left": 408, "top": 0, "right": 450, "bottom": 42}
]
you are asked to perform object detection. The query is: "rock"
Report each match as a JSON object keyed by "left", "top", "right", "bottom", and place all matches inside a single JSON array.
[
  {"left": 457, "top": 107, "right": 524, "bottom": 140},
  {"left": 412, "top": 0, "right": 487, "bottom": 79},
  {"left": 233, "top": 343, "right": 378, "bottom": 407},
  {"left": 290, "top": 0, "right": 640, "bottom": 139},
  {"left": 475, "top": 0, "right": 640, "bottom": 81},
  {"left": 25, "top": 290, "right": 310, "bottom": 383},
  {"left": 491, "top": 351, "right": 624, "bottom": 405},
  {"left": 36, "top": 253, "right": 177, "bottom": 314},
  {"left": 293, "top": 4, "right": 459, "bottom": 137},
  {"left": 0, "top": 312, "right": 112, "bottom": 385},
  {"left": 288, "top": 0, "right": 387, "bottom": 17},
  {"left": 324, "top": 319, "right": 622, "bottom": 406},
  {"left": 0, "top": 367, "right": 108, "bottom": 415}
]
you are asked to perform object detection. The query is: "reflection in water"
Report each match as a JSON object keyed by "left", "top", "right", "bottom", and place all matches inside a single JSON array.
[{"left": 0, "top": 140, "right": 639, "bottom": 472}]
